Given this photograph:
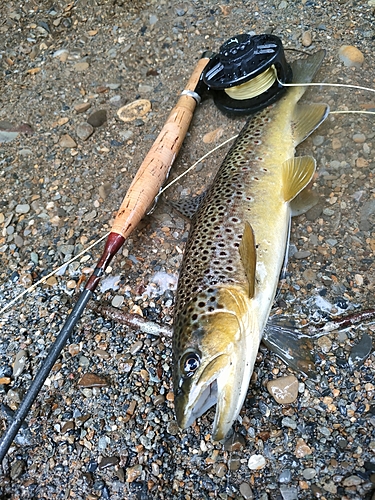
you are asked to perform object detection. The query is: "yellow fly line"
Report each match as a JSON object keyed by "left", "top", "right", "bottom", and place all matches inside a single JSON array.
[{"left": 225, "top": 65, "right": 277, "bottom": 100}]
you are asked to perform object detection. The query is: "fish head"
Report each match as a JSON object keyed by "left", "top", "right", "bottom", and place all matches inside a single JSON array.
[{"left": 173, "top": 284, "right": 258, "bottom": 441}]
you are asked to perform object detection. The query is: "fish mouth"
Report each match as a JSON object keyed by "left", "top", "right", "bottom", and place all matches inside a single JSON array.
[
  {"left": 177, "top": 377, "right": 219, "bottom": 430},
  {"left": 175, "top": 354, "right": 235, "bottom": 441}
]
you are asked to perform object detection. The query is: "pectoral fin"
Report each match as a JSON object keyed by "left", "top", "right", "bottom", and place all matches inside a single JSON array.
[
  {"left": 292, "top": 103, "right": 329, "bottom": 146},
  {"left": 282, "top": 156, "right": 316, "bottom": 203},
  {"left": 239, "top": 221, "right": 256, "bottom": 298},
  {"left": 263, "top": 316, "right": 317, "bottom": 380}
]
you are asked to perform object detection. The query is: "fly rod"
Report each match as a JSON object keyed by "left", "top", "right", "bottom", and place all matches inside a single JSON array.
[{"left": 0, "top": 53, "right": 212, "bottom": 463}]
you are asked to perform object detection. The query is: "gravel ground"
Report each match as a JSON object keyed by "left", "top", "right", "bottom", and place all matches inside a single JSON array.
[{"left": 1, "top": 0, "right": 375, "bottom": 499}]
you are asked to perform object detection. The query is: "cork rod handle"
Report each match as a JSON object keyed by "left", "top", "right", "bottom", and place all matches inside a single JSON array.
[{"left": 111, "top": 56, "right": 210, "bottom": 238}]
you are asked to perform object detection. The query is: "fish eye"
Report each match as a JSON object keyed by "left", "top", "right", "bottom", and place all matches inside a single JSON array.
[{"left": 182, "top": 353, "right": 200, "bottom": 377}]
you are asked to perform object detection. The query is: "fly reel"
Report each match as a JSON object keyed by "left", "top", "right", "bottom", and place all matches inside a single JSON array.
[{"left": 202, "top": 33, "right": 293, "bottom": 115}]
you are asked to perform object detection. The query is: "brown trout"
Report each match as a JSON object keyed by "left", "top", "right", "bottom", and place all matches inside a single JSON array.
[{"left": 172, "top": 50, "right": 329, "bottom": 441}]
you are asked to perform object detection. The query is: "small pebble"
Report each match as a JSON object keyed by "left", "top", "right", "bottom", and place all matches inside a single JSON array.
[
  {"left": 59, "top": 134, "right": 77, "bottom": 148},
  {"left": 98, "top": 435, "right": 110, "bottom": 451},
  {"left": 68, "top": 344, "right": 81, "bottom": 356},
  {"left": 151, "top": 462, "right": 160, "bottom": 476},
  {"left": 74, "top": 102, "right": 91, "bottom": 113},
  {"left": 46, "top": 276, "right": 57, "bottom": 286},
  {"left": 313, "top": 135, "right": 324, "bottom": 146},
  {"left": 239, "top": 482, "right": 254, "bottom": 499},
  {"left": 153, "top": 394, "right": 165, "bottom": 405},
  {"left": 267, "top": 375, "right": 299, "bottom": 404},
  {"left": 109, "top": 95, "right": 124, "bottom": 107},
  {"left": 316, "top": 336, "right": 332, "bottom": 353},
  {"left": 279, "top": 470, "right": 292, "bottom": 484},
  {"left": 203, "top": 127, "right": 224, "bottom": 144},
  {"left": 0, "top": 131, "right": 19, "bottom": 143},
  {"left": 166, "top": 420, "right": 179, "bottom": 435},
  {"left": 293, "top": 250, "right": 311, "bottom": 259},
  {"left": 14, "top": 235, "right": 24, "bottom": 247},
  {"left": 248, "top": 454, "right": 266, "bottom": 470},
  {"left": 349, "top": 332, "right": 373, "bottom": 369},
  {"left": 323, "top": 481, "right": 337, "bottom": 494},
  {"left": 294, "top": 438, "right": 312, "bottom": 458},
  {"left": 60, "top": 421, "right": 75, "bottom": 433},
  {"left": 78, "top": 373, "right": 109, "bottom": 388},
  {"left": 338, "top": 45, "right": 365, "bottom": 68},
  {"left": 53, "top": 48, "right": 69, "bottom": 60},
  {"left": 13, "top": 350, "right": 28, "bottom": 377},
  {"left": 213, "top": 463, "right": 227, "bottom": 478},
  {"left": 149, "top": 14, "right": 158, "bottom": 25},
  {"left": 301, "top": 31, "right": 312, "bottom": 47},
  {"left": 87, "top": 110, "right": 107, "bottom": 128},
  {"left": 15, "top": 204, "right": 30, "bottom": 214},
  {"left": 10, "top": 460, "right": 25, "bottom": 480},
  {"left": 78, "top": 356, "right": 89, "bottom": 369},
  {"left": 279, "top": 485, "right": 298, "bottom": 500},
  {"left": 94, "top": 349, "right": 110, "bottom": 359},
  {"left": 223, "top": 431, "right": 246, "bottom": 451},
  {"left": 99, "top": 456, "right": 119, "bottom": 470},
  {"left": 228, "top": 455, "right": 241, "bottom": 471},
  {"left": 126, "top": 465, "right": 142, "bottom": 482},
  {"left": 281, "top": 417, "right": 297, "bottom": 430},
  {"left": 76, "top": 122, "right": 94, "bottom": 140},
  {"left": 73, "top": 62, "right": 89, "bottom": 71},
  {"left": 111, "top": 295, "right": 124, "bottom": 308},
  {"left": 129, "top": 340, "right": 143, "bottom": 355},
  {"left": 303, "top": 468, "right": 317, "bottom": 480},
  {"left": 353, "top": 133, "right": 366, "bottom": 143},
  {"left": 342, "top": 475, "right": 363, "bottom": 487}
]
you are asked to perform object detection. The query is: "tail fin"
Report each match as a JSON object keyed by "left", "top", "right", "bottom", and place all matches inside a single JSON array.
[{"left": 291, "top": 49, "right": 326, "bottom": 84}]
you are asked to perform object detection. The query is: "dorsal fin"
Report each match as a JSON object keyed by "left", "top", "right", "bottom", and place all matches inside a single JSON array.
[
  {"left": 282, "top": 156, "right": 316, "bottom": 203},
  {"left": 239, "top": 221, "right": 256, "bottom": 298},
  {"left": 169, "top": 192, "right": 207, "bottom": 220},
  {"left": 292, "top": 103, "right": 330, "bottom": 146}
]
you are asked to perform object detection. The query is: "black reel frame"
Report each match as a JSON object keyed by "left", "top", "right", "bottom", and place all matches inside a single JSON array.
[{"left": 202, "top": 33, "right": 293, "bottom": 115}]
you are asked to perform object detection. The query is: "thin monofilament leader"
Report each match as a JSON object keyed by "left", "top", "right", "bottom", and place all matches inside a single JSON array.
[
  {"left": 225, "top": 65, "right": 277, "bottom": 100},
  {"left": 277, "top": 73, "right": 375, "bottom": 96},
  {"left": 277, "top": 75, "right": 375, "bottom": 114}
]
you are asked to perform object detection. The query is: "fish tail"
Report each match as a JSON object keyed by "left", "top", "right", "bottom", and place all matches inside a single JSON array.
[{"left": 291, "top": 49, "right": 326, "bottom": 84}]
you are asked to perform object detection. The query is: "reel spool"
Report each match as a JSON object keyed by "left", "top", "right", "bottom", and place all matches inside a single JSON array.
[{"left": 202, "top": 33, "right": 293, "bottom": 115}]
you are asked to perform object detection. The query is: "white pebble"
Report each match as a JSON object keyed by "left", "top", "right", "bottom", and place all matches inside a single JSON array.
[{"left": 248, "top": 454, "right": 266, "bottom": 470}]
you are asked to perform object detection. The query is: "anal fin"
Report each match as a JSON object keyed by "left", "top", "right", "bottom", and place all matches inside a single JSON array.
[
  {"left": 239, "top": 221, "right": 256, "bottom": 298},
  {"left": 282, "top": 156, "right": 316, "bottom": 204}
]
